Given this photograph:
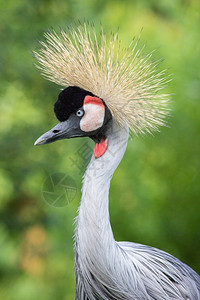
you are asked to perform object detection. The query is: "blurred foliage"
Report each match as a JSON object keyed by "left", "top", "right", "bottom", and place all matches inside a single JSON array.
[{"left": 0, "top": 0, "right": 200, "bottom": 299}]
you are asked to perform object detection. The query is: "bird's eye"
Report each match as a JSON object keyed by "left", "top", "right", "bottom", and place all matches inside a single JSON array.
[{"left": 76, "top": 109, "right": 84, "bottom": 117}]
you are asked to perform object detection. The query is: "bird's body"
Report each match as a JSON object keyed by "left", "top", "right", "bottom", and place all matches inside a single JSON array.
[
  {"left": 34, "top": 23, "right": 200, "bottom": 299},
  {"left": 74, "top": 119, "right": 200, "bottom": 299}
]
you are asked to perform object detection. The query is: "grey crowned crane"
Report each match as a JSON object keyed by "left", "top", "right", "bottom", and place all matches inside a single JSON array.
[{"left": 34, "top": 23, "right": 200, "bottom": 300}]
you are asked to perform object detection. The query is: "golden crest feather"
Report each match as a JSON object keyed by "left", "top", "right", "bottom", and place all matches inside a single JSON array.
[{"left": 34, "top": 22, "right": 170, "bottom": 134}]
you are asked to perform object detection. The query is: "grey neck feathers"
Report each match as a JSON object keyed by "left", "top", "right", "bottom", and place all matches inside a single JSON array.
[
  {"left": 74, "top": 119, "right": 129, "bottom": 298},
  {"left": 74, "top": 121, "right": 200, "bottom": 300}
]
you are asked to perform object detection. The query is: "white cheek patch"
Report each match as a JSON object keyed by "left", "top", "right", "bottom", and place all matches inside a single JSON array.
[{"left": 80, "top": 97, "right": 105, "bottom": 132}]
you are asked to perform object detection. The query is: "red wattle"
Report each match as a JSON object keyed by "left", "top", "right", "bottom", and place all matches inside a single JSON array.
[{"left": 94, "top": 139, "right": 108, "bottom": 158}]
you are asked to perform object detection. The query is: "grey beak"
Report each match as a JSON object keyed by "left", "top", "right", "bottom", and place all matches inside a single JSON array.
[
  {"left": 34, "top": 122, "right": 69, "bottom": 145},
  {"left": 34, "top": 115, "right": 85, "bottom": 146}
]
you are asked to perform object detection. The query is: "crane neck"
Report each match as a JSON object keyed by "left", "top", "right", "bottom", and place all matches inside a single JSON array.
[
  {"left": 75, "top": 119, "right": 129, "bottom": 267},
  {"left": 85, "top": 119, "right": 129, "bottom": 182}
]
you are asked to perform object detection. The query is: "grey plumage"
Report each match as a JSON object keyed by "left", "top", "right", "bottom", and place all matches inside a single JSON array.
[{"left": 74, "top": 120, "right": 200, "bottom": 299}]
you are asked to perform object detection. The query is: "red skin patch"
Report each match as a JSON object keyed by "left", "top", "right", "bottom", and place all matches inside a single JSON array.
[
  {"left": 83, "top": 95, "right": 108, "bottom": 158},
  {"left": 84, "top": 95, "right": 104, "bottom": 107},
  {"left": 80, "top": 95, "right": 105, "bottom": 132},
  {"left": 94, "top": 138, "right": 108, "bottom": 158}
]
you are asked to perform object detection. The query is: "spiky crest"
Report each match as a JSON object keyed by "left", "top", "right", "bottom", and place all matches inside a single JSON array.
[{"left": 34, "top": 22, "right": 170, "bottom": 134}]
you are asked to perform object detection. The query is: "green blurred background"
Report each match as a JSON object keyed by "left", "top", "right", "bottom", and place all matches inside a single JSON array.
[{"left": 0, "top": 0, "right": 200, "bottom": 299}]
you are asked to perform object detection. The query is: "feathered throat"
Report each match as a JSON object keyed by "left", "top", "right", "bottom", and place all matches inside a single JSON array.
[{"left": 34, "top": 23, "right": 170, "bottom": 134}]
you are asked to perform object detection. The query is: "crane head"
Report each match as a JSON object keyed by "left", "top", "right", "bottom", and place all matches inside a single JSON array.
[
  {"left": 34, "top": 23, "right": 170, "bottom": 158},
  {"left": 34, "top": 24, "right": 170, "bottom": 137},
  {"left": 34, "top": 86, "right": 112, "bottom": 157}
]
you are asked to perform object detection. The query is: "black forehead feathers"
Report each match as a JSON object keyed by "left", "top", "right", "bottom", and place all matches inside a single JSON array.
[{"left": 54, "top": 86, "right": 94, "bottom": 121}]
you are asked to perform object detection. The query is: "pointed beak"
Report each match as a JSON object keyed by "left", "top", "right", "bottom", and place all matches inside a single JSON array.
[
  {"left": 34, "top": 117, "right": 84, "bottom": 146},
  {"left": 34, "top": 122, "right": 68, "bottom": 145}
]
